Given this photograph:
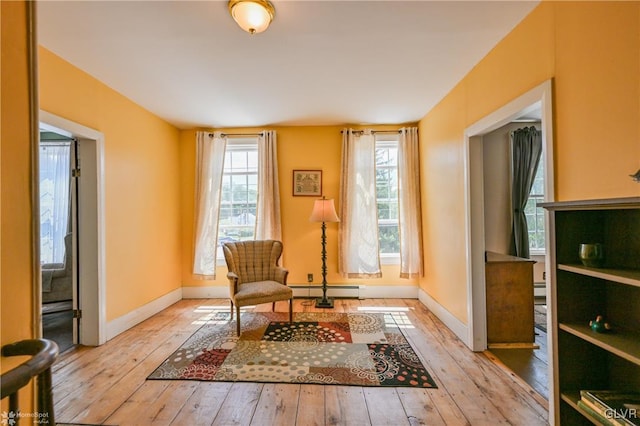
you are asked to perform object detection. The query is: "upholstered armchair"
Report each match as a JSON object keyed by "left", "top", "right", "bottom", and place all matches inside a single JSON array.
[
  {"left": 222, "top": 240, "right": 293, "bottom": 336},
  {"left": 42, "top": 233, "right": 73, "bottom": 303}
]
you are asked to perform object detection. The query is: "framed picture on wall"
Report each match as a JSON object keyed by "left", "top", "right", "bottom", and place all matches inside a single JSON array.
[{"left": 292, "top": 170, "right": 322, "bottom": 196}]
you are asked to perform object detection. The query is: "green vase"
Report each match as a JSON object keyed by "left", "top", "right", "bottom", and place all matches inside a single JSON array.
[{"left": 579, "top": 243, "right": 604, "bottom": 268}]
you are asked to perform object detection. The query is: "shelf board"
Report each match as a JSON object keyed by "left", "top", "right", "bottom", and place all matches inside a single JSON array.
[
  {"left": 559, "top": 323, "right": 640, "bottom": 366},
  {"left": 561, "top": 392, "right": 601, "bottom": 426},
  {"left": 540, "top": 197, "right": 640, "bottom": 211},
  {"left": 559, "top": 264, "right": 640, "bottom": 287}
]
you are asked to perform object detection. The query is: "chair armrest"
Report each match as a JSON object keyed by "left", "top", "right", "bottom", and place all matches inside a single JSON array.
[
  {"left": 274, "top": 267, "right": 289, "bottom": 285},
  {"left": 50, "top": 268, "right": 67, "bottom": 278},
  {"left": 227, "top": 271, "right": 239, "bottom": 294},
  {"left": 42, "top": 264, "right": 66, "bottom": 278}
]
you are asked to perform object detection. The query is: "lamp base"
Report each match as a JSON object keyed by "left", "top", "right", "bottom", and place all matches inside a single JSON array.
[{"left": 315, "top": 297, "right": 334, "bottom": 309}]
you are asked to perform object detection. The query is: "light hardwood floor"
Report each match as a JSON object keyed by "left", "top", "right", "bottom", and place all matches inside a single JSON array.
[
  {"left": 486, "top": 323, "right": 548, "bottom": 399},
  {"left": 53, "top": 298, "right": 549, "bottom": 425}
]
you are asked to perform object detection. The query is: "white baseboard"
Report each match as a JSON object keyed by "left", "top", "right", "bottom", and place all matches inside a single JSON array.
[
  {"left": 418, "top": 288, "right": 470, "bottom": 348},
  {"left": 360, "top": 285, "right": 418, "bottom": 299},
  {"left": 182, "top": 286, "right": 228, "bottom": 298},
  {"left": 106, "top": 288, "right": 182, "bottom": 341}
]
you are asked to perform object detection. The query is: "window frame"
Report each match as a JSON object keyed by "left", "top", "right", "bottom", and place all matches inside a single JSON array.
[
  {"left": 216, "top": 137, "right": 259, "bottom": 260},
  {"left": 375, "top": 135, "right": 400, "bottom": 265},
  {"left": 526, "top": 155, "right": 546, "bottom": 255}
]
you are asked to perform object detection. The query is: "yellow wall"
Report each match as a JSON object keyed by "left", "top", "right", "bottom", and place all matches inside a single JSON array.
[
  {"left": 553, "top": 2, "right": 639, "bottom": 200},
  {"left": 1, "top": 0, "right": 36, "bottom": 411},
  {"left": 39, "top": 49, "right": 183, "bottom": 321},
  {"left": 180, "top": 125, "right": 419, "bottom": 288},
  {"left": 419, "top": 1, "right": 640, "bottom": 323}
]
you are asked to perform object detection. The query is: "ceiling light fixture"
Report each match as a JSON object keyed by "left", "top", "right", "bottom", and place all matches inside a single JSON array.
[{"left": 228, "top": 0, "right": 275, "bottom": 35}]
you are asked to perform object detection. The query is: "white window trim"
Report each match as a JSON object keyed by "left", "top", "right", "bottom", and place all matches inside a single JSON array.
[
  {"left": 380, "top": 253, "right": 400, "bottom": 265},
  {"left": 527, "top": 160, "right": 546, "bottom": 255},
  {"left": 375, "top": 136, "right": 400, "bottom": 265},
  {"left": 216, "top": 137, "right": 258, "bottom": 260}
]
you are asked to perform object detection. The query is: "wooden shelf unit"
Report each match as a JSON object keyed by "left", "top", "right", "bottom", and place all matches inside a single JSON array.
[{"left": 542, "top": 197, "right": 640, "bottom": 425}]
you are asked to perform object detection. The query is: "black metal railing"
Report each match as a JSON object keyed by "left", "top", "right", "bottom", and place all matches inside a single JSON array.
[{"left": 1, "top": 339, "right": 58, "bottom": 425}]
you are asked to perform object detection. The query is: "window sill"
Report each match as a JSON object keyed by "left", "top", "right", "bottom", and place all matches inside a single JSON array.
[{"left": 380, "top": 254, "right": 400, "bottom": 266}]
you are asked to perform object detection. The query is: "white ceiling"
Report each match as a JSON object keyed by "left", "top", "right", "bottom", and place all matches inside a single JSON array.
[{"left": 37, "top": 0, "right": 539, "bottom": 129}]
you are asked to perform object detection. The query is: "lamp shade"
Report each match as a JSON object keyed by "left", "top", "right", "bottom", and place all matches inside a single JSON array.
[
  {"left": 309, "top": 198, "right": 340, "bottom": 223},
  {"left": 228, "top": 0, "right": 275, "bottom": 34}
]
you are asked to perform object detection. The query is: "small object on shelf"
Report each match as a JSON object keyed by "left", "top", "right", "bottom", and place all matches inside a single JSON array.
[
  {"left": 579, "top": 243, "right": 605, "bottom": 268},
  {"left": 589, "top": 315, "right": 612, "bottom": 333},
  {"left": 580, "top": 390, "right": 640, "bottom": 426}
]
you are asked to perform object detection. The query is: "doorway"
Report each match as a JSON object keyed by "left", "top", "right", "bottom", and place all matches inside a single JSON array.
[
  {"left": 40, "top": 130, "right": 78, "bottom": 353},
  {"left": 480, "top": 119, "right": 549, "bottom": 398},
  {"left": 39, "top": 111, "right": 107, "bottom": 346},
  {"left": 463, "top": 80, "right": 555, "bottom": 400}
]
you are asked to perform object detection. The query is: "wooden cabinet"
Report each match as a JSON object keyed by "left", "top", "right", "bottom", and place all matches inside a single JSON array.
[
  {"left": 485, "top": 251, "right": 536, "bottom": 347},
  {"left": 542, "top": 197, "right": 640, "bottom": 425}
]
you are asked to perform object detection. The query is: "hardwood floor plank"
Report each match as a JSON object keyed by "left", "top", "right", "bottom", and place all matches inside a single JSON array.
[
  {"left": 51, "top": 345, "right": 92, "bottom": 374},
  {"left": 363, "top": 387, "right": 409, "bottom": 426},
  {"left": 212, "top": 382, "right": 262, "bottom": 425},
  {"left": 424, "top": 389, "right": 470, "bottom": 426},
  {"left": 399, "top": 299, "right": 547, "bottom": 425},
  {"left": 332, "top": 297, "right": 352, "bottom": 313},
  {"left": 392, "top": 300, "right": 512, "bottom": 424},
  {"left": 143, "top": 381, "right": 200, "bottom": 425},
  {"left": 296, "top": 384, "right": 325, "bottom": 426},
  {"left": 251, "top": 383, "right": 300, "bottom": 426},
  {"left": 325, "top": 385, "right": 370, "bottom": 426},
  {"left": 170, "top": 382, "right": 233, "bottom": 426},
  {"left": 103, "top": 380, "right": 171, "bottom": 425},
  {"left": 396, "top": 388, "right": 447, "bottom": 426},
  {"left": 483, "top": 350, "right": 549, "bottom": 407},
  {"left": 66, "top": 331, "right": 195, "bottom": 424},
  {"left": 53, "top": 330, "right": 167, "bottom": 417},
  {"left": 52, "top": 329, "right": 159, "bottom": 388},
  {"left": 425, "top": 317, "right": 549, "bottom": 422}
]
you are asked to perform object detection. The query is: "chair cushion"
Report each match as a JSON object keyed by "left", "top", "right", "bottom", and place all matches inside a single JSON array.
[{"left": 232, "top": 280, "right": 292, "bottom": 307}]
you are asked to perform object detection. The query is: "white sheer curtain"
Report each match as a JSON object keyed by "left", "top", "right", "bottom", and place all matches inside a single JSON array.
[
  {"left": 39, "top": 143, "right": 71, "bottom": 264},
  {"left": 193, "top": 131, "right": 227, "bottom": 279},
  {"left": 255, "top": 130, "right": 282, "bottom": 241},
  {"left": 397, "top": 127, "right": 424, "bottom": 278},
  {"left": 339, "top": 129, "right": 382, "bottom": 278}
]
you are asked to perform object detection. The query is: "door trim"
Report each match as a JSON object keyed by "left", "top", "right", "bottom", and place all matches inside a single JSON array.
[
  {"left": 463, "top": 79, "right": 555, "bottom": 351},
  {"left": 40, "top": 110, "right": 107, "bottom": 345}
]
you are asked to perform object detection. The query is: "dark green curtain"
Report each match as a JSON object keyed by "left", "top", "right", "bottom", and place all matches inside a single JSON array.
[{"left": 509, "top": 126, "right": 542, "bottom": 258}]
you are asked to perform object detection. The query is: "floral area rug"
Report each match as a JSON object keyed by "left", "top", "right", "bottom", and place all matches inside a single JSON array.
[{"left": 148, "top": 311, "right": 437, "bottom": 388}]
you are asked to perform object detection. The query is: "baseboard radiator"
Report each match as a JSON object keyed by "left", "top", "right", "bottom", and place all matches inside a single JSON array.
[
  {"left": 290, "top": 285, "right": 361, "bottom": 299},
  {"left": 534, "top": 281, "right": 546, "bottom": 298}
]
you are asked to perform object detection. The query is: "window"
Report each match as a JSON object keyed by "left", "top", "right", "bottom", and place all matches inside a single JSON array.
[
  {"left": 217, "top": 138, "right": 258, "bottom": 257},
  {"left": 525, "top": 157, "right": 545, "bottom": 253},
  {"left": 39, "top": 142, "right": 72, "bottom": 264},
  {"left": 375, "top": 138, "right": 400, "bottom": 258}
]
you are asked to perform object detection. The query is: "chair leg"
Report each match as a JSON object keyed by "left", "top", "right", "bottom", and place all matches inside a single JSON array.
[
  {"left": 289, "top": 298, "right": 293, "bottom": 323},
  {"left": 272, "top": 301, "right": 276, "bottom": 311},
  {"left": 236, "top": 305, "right": 241, "bottom": 336}
]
